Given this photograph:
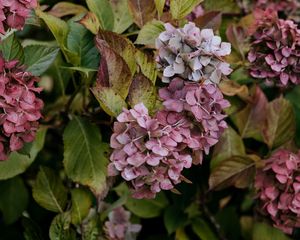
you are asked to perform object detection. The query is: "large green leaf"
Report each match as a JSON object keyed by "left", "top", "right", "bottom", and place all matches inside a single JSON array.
[
  {"left": 110, "top": 0, "right": 133, "bottom": 33},
  {"left": 0, "top": 177, "right": 29, "bottom": 224},
  {"left": 0, "top": 33, "right": 24, "bottom": 62},
  {"left": 263, "top": 97, "right": 296, "bottom": 149},
  {"left": 33, "top": 167, "right": 68, "bottom": 213},
  {"left": 135, "top": 19, "right": 165, "bottom": 46},
  {"left": 0, "top": 127, "right": 47, "bottom": 180},
  {"left": 24, "top": 45, "right": 59, "bottom": 76},
  {"left": 192, "top": 218, "right": 218, "bottom": 240},
  {"left": 252, "top": 222, "right": 291, "bottom": 240},
  {"left": 86, "top": 0, "right": 114, "bottom": 31},
  {"left": 209, "top": 156, "right": 255, "bottom": 190},
  {"left": 49, "top": 213, "right": 76, "bottom": 240},
  {"left": 63, "top": 116, "right": 108, "bottom": 196},
  {"left": 211, "top": 126, "right": 246, "bottom": 169},
  {"left": 128, "top": 0, "right": 157, "bottom": 28},
  {"left": 67, "top": 18, "right": 100, "bottom": 69},
  {"left": 170, "top": 0, "right": 203, "bottom": 19}
]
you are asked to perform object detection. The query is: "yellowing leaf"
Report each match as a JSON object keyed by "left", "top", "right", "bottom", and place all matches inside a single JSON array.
[
  {"left": 128, "top": 0, "right": 157, "bottom": 28},
  {"left": 170, "top": 0, "right": 203, "bottom": 20}
]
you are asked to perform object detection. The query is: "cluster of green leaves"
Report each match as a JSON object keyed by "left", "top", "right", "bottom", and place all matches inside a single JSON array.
[{"left": 0, "top": 0, "right": 300, "bottom": 240}]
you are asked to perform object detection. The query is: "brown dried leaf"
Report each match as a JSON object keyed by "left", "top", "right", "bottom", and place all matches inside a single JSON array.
[
  {"left": 78, "top": 12, "right": 100, "bottom": 34},
  {"left": 128, "top": 0, "right": 157, "bottom": 28},
  {"left": 48, "top": 2, "right": 88, "bottom": 18},
  {"left": 194, "top": 11, "right": 222, "bottom": 31}
]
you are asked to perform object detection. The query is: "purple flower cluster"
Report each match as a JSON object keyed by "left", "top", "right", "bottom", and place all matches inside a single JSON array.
[
  {"left": 0, "top": 55, "right": 43, "bottom": 160},
  {"left": 104, "top": 206, "right": 142, "bottom": 240},
  {"left": 0, "top": 0, "right": 37, "bottom": 35},
  {"left": 254, "top": 0, "right": 299, "bottom": 15},
  {"left": 156, "top": 22, "right": 232, "bottom": 84},
  {"left": 255, "top": 149, "right": 300, "bottom": 234},
  {"left": 248, "top": 9, "right": 300, "bottom": 86}
]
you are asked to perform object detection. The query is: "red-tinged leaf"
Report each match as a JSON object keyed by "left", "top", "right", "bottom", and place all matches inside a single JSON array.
[
  {"left": 48, "top": 2, "right": 88, "bottom": 18},
  {"left": 128, "top": 74, "right": 157, "bottom": 112},
  {"left": 194, "top": 11, "right": 222, "bottom": 31},
  {"left": 95, "top": 39, "right": 132, "bottom": 99},
  {"left": 78, "top": 12, "right": 100, "bottom": 34},
  {"left": 226, "top": 24, "right": 249, "bottom": 58},
  {"left": 263, "top": 97, "right": 296, "bottom": 149},
  {"left": 231, "top": 86, "right": 268, "bottom": 141},
  {"left": 96, "top": 31, "right": 136, "bottom": 74},
  {"left": 209, "top": 156, "right": 256, "bottom": 190},
  {"left": 128, "top": 0, "right": 157, "bottom": 28}
]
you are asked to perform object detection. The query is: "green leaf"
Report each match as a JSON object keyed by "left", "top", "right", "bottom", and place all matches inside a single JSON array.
[
  {"left": 128, "top": 74, "right": 157, "bottom": 112},
  {"left": 252, "top": 222, "right": 291, "bottom": 240},
  {"left": 170, "top": 0, "right": 203, "bottom": 19},
  {"left": 0, "top": 33, "right": 24, "bottom": 62},
  {"left": 81, "top": 210, "right": 100, "bottom": 240},
  {"left": 0, "top": 177, "right": 29, "bottom": 224},
  {"left": 24, "top": 45, "right": 59, "bottom": 76},
  {"left": 91, "top": 87, "right": 127, "bottom": 117},
  {"left": 135, "top": 19, "right": 165, "bottom": 46},
  {"left": 128, "top": 0, "right": 157, "bottom": 28},
  {"left": 263, "top": 97, "right": 296, "bottom": 149},
  {"left": 86, "top": 0, "right": 114, "bottom": 31},
  {"left": 49, "top": 213, "right": 76, "bottom": 240},
  {"left": 209, "top": 156, "right": 255, "bottom": 190},
  {"left": 67, "top": 18, "right": 100, "bottom": 69},
  {"left": 70, "top": 188, "right": 93, "bottom": 225},
  {"left": 211, "top": 126, "right": 246, "bottom": 169},
  {"left": 155, "top": 0, "right": 166, "bottom": 18},
  {"left": 33, "top": 167, "right": 68, "bottom": 213},
  {"left": 203, "top": 0, "right": 240, "bottom": 14},
  {"left": 192, "top": 218, "right": 218, "bottom": 240},
  {"left": 164, "top": 205, "right": 188, "bottom": 234},
  {"left": 63, "top": 116, "right": 109, "bottom": 196},
  {"left": 135, "top": 50, "right": 158, "bottom": 84},
  {"left": 110, "top": 0, "right": 133, "bottom": 33},
  {"left": 0, "top": 127, "right": 47, "bottom": 180}
]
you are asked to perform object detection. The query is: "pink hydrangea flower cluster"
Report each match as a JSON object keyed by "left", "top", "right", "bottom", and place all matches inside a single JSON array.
[
  {"left": 248, "top": 9, "right": 300, "bottom": 86},
  {"left": 0, "top": 0, "right": 37, "bottom": 35},
  {"left": 104, "top": 206, "right": 142, "bottom": 240},
  {"left": 254, "top": 0, "right": 299, "bottom": 15},
  {"left": 156, "top": 22, "right": 232, "bottom": 84},
  {"left": 0, "top": 55, "right": 43, "bottom": 160},
  {"left": 255, "top": 149, "right": 300, "bottom": 234}
]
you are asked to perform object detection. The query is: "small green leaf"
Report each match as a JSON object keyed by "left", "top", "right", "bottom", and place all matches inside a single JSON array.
[
  {"left": 0, "top": 33, "right": 24, "bottom": 62},
  {"left": 81, "top": 210, "right": 100, "bottom": 240},
  {"left": 155, "top": 0, "right": 166, "bottom": 18},
  {"left": 170, "top": 0, "right": 203, "bottom": 20},
  {"left": 49, "top": 213, "right": 76, "bottom": 240},
  {"left": 24, "top": 45, "right": 59, "bottom": 76},
  {"left": 63, "top": 116, "right": 109, "bottom": 196},
  {"left": 135, "top": 19, "right": 165, "bottom": 46},
  {"left": 192, "top": 218, "right": 218, "bottom": 240},
  {"left": 211, "top": 126, "right": 246, "bottom": 169},
  {"left": 252, "top": 222, "right": 291, "bottom": 240},
  {"left": 86, "top": 0, "right": 114, "bottom": 31},
  {"left": 33, "top": 167, "right": 68, "bottom": 213},
  {"left": 91, "top": 87, "right": 127, "bottom": 117},
  {"left": 135, "top": 50, "right": 158, "bottom": 84},
  {"left": 70, "top": 188, "right": 93, "bottom": 225},
  {"left": 204, "top": 0, "right": 240, "bottom": 14},
  {"left": 0, "top": 177, "right": 29, "bottom": 224},
  {"left": 110, "top": 0, "right": 133, "bottom": 33}
]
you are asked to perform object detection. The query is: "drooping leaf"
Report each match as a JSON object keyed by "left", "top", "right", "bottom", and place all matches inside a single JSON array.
[
  {"left": 135, "top": 19, "right": 165, "bottom": 46},
  {"left": 63, "top": 116, "right": 109, "bottom": 196},
  {"left": 0, "top": 177, "right": 29, "bottom": 224},
  {"left": 86, "top": 0, "right": 114, "bottom": 31},
  {"left": 48, "top": 2, "right": 88, "bottom": 18},
  {"left": 95, "top": 38, "right": 132, "bottom": 99},
  {"left": 155, "top": 0, "right": 166, "bottom": 18},
  {"left": 164, "top": 205, "right": 188, "bottom": 234},
  {"left": 194, "top": 11, "right": 222, "bottom": 31},
  {"left": 252, "top": 222, "right": 291, "bottom": 240},
  {"left": 91, "top": 86, "right": 127, "bottom": 117},
  {"left": 33, "top": 167, "right": 68, "bottom": 213},
  {"left": 263, "top": 97, "right": 296, "bottom": 149},
  {"left": 49, "top": 213, "right": 76, "bottom": 240},
  {"left": 67, "top": 18, "right": 100, "bottom": 69},
  {"left": 192, "top": 218, "right": 218, "bottom": 240},
  {"left": 24, "top": 45, "right": 59, "bottom": 76},
  {"left": 203, "top": 0, "right": 240, "bottom": 14},
  {"left": 70, "top": 188, "right": 93, "bottom": 225},
  {"left": 211, "top": 126, "right": 246, "bottom": 170},
  {"left": 96, "top": 31, "right": 136, "bottom": 74},
  {"left": 110, "top": 0, "right": 133, "bottom": 33},
  {"left": 0, "top": 33, "right": 24, "bottom": 62},
  {"left": 0, "top": 127, "right": 47, "bottom": 180},
  {"left": 128, "top": 0, "right": 157, "bottom": 28},
  {"left": 209, "top": 156, "right": 255, "bottom": 190},
  {"left": 231, "top": 86, "right": 268, "bottom": 141},
  {"left": 135, "top": 50, "right": 158, "bottom": 84},
  {"left": 78, "top": 12, "right": 100, "bottom": 34},
  {"left": 128, "top": 74, "right": 157, "bottom": 112},
  {"left": 170, "top": 0, "right": 203, "bottom": 20}
]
